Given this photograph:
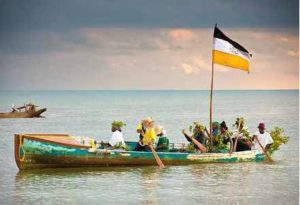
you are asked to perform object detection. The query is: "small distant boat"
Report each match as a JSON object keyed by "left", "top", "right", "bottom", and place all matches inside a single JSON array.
[
  {"left": 0, "top": 104, "right": 46, "bottom": 118},
  {"left": 15, "top": 134, "right": 266, "bottom": 170}
]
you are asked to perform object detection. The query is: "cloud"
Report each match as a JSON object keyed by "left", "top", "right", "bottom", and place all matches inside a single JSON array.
[
  {"left": 288, "top": 50, "right": 298, "bottom": 57},
  {"left": 0, "top": 27, "right": 298, "bottom": 90},
  {"left": 0, "top": 0, "right": 298, "bottom": 34},
  {"left": 169, "top": 29, "right": 196, "bottom": 42},
  {"left": 280, "top": 37, "right": 289, "bottom": 42},
  {"left": 180, "top": 56, "right": 211, "bottom": 75},
  {"left": 181, "top": 63, "right": 198, "bottom": 75}
]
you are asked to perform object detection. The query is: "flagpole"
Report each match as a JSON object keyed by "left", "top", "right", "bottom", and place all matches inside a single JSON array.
[
  {"left": 209, "top": 55, "right": 214, "bottom": 150},
  {"left": 209, "top": 24, "right": 217, "bottom": 150}
]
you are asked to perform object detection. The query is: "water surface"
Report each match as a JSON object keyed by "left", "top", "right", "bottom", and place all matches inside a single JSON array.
[{"left": 0, "top": 90, "right": 298, "bottom": 204}]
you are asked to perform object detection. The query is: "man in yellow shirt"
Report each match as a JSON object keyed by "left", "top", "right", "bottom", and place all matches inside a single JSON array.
[{"left": 134, "top": 117, "right": 156, "bottom": 151}]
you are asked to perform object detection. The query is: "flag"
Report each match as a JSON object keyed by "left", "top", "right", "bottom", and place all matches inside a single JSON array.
[{"left": 213, "top": 26, "right": 251, "bottom": 72}]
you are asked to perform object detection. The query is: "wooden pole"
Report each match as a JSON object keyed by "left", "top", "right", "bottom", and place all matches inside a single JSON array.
[
  {"left": 209, "top": 24, "right": 217, "bottom": 150},
  {"left": 209, "top": 53, "right": 215, "bottom": 150},
  {"left": 185, "top": 134, "right": 207, "bottom": 153},
  {"left": 232, "top": 118, "right": 241, "bottom": 153},
  {"left": 254, "top": 137, "right": 273, "bottom": 162},
  {"left": 149, "top": 144, "right": 165, "bottom": 168}
]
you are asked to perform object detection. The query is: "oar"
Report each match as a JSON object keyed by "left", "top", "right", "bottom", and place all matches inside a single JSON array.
[
  {"left": 233, "top": 119, "right": 242, "bottom": 152},
  {"left": 204, "top": 127, "right": 213, "bottom": 151},
  {"left": 149, "top": 144, "right": 165, "bottom": 168},
  {"left": 184, "top": 133, "right": 207, "bottom": 153},
  {"left": 254, "top": 137, "right": 273, "bottom": 162},
  {"left": 204, "top": 127, "right": 212, "bottom": 141}
]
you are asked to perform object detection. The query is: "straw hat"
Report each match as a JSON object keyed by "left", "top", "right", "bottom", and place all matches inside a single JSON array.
[
  {"left": 154, "top": 125, "right": 163, "bottom": 135},
  {"left": 142, "top": 117, "right": 154, "bottom": 124},
  {"left": 143, "top": 117, "right": 153, "bottom": 122}
]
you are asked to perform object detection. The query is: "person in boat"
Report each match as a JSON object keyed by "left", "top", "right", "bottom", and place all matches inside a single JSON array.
[
  {"left": 212, "top": 121, "right": 220, "bottom": 137},
  {"left": 251, "top": 123, "right": 273, "bottom": 152},
  {"left": 155, "top": 125, "right": 169, "bottom": 152},
  {"left": 11, "top": 104, "right": 18, "bottom": 112},
  {"left": 212, "top": 121, "right": 232, "bottom": 152},
  {"left": 108, "top": 121, "right": 126, "bottom": 149},
  {"left": 231, "top": 118, "right": 252, "bottom": 152},
  {"left": 26, "top": 103, "right": 36, "bottom": 112},
  {"left": 182, "top": 122, "right": 208, "bottom": 150},
  {"left": 134, "top": 117, "right": 156, "bottom": 151}
]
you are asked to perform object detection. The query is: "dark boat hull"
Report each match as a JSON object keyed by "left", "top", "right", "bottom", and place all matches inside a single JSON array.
[{"left": 0, "top": 108, "right": 46, "bottom": 118}]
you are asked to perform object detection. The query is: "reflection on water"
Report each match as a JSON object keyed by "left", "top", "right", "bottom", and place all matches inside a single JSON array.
[
  {"left": 8, "top": 162, "right": 299, "bottom": 205},
  {"left": 13, "top": 167, "right": 167, "bottom": 205}
]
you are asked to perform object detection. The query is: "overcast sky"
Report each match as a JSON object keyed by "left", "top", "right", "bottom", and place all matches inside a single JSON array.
[{"left": 0, "top": 0, "right": 298, "bottom": 90}]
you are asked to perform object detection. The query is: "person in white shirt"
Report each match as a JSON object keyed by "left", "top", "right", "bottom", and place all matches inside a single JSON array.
[
  {"left": 108, "top": 121, "right": 126, "bottom": 147},
  {"left": 11, "top": 104, "right": 18, "bottom": 112},
  {"left": 252, "top": 123, "right": 273, "bottom": 152}
]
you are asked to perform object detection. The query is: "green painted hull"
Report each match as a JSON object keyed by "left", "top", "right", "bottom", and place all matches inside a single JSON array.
[{"left": 15, "top": 135, "right": 265, "bottom": 170}]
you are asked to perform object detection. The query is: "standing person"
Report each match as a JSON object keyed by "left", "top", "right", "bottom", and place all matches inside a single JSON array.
[
  {"left": 252, "top": 123, "right": 273, "bottom": 151},
  {"left": 134, "top": 117, "right": 156, "bottom": 151},
  {"left": 108, "top": 121, "right": 126, "bottom": 148},
  {"left": 155, "top": 125, "right": 169, "bottom": 152}
]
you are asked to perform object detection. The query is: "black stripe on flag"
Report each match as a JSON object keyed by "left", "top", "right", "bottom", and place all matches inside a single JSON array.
[{"left": 214, "top": 26, "right": 249, "bottom": 54}]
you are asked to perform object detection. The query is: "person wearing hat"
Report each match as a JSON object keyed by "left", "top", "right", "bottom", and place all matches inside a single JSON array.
[
  {"left": 252, "top": 123, "right": 273, "bottom": 152},
  {"left": 182, "top": 122, "right": 208, "bottom": 150},
  {"left": 213, "top": 121, "right": 232, "bottom": 152},
  {"left": 134, "top": 117, "right": 156, "bottom": 151},
  {"left": 108, "top": 121, "right": 126, "bottom": 148},
  {"left": 155, "top": 125, "right": 169, "bottom": 152}
]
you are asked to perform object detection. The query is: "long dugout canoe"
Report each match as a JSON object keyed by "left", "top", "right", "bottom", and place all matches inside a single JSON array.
[
  {"left": 15, "top": 134, "right": 265, "bottom": 170},
  {"left": 0, "top": 108, "right": 47, "bottom": 118}
]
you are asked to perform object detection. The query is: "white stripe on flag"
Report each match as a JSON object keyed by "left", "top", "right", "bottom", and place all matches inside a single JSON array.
[{"left": 213, "top": 38, "right": 250, "bottom": 61}]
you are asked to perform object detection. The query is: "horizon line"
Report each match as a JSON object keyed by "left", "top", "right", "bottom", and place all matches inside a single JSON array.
[{"left": 0, "top": 88, "right": 298, "bottom": 92}]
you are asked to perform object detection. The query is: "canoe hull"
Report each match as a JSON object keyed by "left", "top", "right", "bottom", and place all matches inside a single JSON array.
[
  {"left": 0, "top": 108, "right": 47, "bottom": 118},
  {"left": 15, "top": 134, "right": 265, "bottom": 170}
]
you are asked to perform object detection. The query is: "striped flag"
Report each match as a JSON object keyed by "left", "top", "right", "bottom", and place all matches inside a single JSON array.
[{"left": 213, "top": 26, "right": 251, "bottom": 72}]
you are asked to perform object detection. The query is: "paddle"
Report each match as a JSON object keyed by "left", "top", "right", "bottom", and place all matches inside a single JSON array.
[
  {"left": 204, "top": 127, "right": 213, "bottom": 151},
  {"left": 232, "top": 119, "right": 242, "bottom": 152},
  {"left": 149, "top": 144, "right": 165, "bottom": 168},
  {"left": 183, "top": 130, "right": 207, "bottom": 153},
  {"left": 254, "top": 136, "right": 273, "bottom": 162}
]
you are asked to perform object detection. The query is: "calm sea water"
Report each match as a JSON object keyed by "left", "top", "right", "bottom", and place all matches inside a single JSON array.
[{"left": 0, "top": 90, "right": 298, "bottom": 205}]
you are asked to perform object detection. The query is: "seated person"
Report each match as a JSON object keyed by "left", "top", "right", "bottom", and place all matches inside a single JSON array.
[
  {"left": 108, "top": 121, "right": 126, "bottom": 149},
  {"left": 155, "top": 125, "right": 169, "bottom": 152},
  {"left": 182, "top": 122, "right": 207, "bottom": 150},
  {"left": 212, "top": 121, "right": 220, "bottom": 137},
  {"left": 232, "top": 118, "right": 252, "bottom": 152},
  {"left": 134, "top": 117, "right": 156, "bottom": 151},
  {"left": 251, "top": 123, "right": 273, "bottom": 152},
  {"left": 213, "top": 121, "right": 232, "bottom": 152}
]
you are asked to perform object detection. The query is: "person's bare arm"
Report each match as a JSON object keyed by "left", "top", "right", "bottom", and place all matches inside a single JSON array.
[{"left": 182, "top": 129, "right": 192, "bottom": 142}]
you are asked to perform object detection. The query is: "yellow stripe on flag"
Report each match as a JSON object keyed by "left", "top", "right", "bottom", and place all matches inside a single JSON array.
[{"left": 212, "top": 50, "right": 249, "bottom": 72}]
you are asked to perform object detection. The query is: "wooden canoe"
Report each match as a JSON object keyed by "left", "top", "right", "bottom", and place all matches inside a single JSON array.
[
  {"left": 14, "top": 134, "right": 266, "bottom": 170},
  {"left": 0, "top": 108, "right": 46, "bottom": 118}
]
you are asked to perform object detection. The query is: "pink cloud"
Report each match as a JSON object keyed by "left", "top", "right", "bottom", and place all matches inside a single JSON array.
[
  {"left": 169, "top": 29, "right": 196, "bottom": 42},
  {"left": 288, "top": 50, "right": 298, "bottom": 57},
  {"left": 0, "top": 27, "right": 298, "bottom": 90}
]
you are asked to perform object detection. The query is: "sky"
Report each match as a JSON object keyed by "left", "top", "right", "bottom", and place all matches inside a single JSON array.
[{"left": 0, "top": 0, "right": 298, "bottom": 90}]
